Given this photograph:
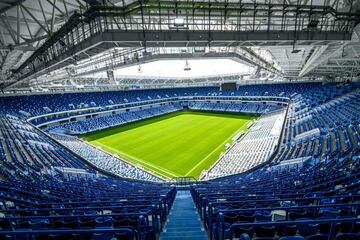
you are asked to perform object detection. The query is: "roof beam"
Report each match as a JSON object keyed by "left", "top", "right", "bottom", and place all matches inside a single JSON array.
[
  {"left": 0, "top": 35, "right": 47, "bottom": 51},
  {"left": 82, "top": 0, "right": 102, "bottom": 7},
  {"left": 46, "top": 0, "right": 65, "bottom": 16},
  {"left": 0, "top": 0, "right": 27, "bottom": 15},
  {"left": 320, "top": 64, "right": 359, "bottom": 68},
  {"left": 298, "top": 42, "right": 348, "bottom": 77},
  {"left": 20, "top": 3, "right": 50, "bottom": 35},
  {"left": 20, "top": 6, "right": 33, "bottom": 39},
  {"left": 330, "top": 57, "right": 360, "bottom": 61},
  {"left": 0, "top": 13, "right": 18, "bottom": 44},
  {"left": 50, "top": 0, "right": 57, "bottom": 33}
]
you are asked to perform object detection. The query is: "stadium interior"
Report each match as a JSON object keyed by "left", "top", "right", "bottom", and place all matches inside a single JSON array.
[{"left": 0, "top": 0, "right": 360, "bottom": 240}]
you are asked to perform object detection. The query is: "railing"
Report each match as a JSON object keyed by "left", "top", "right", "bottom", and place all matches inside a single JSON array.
[
  {"left": 27, "top": 95, "right": 290, "bottom": 127},
  {"left": 171, "top": 176, "right": 198, "bottom": 186}
]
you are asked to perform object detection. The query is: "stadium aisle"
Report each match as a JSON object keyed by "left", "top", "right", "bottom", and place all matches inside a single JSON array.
[{"left": 160, "top": 190, "right": 208, "bottom": 240}]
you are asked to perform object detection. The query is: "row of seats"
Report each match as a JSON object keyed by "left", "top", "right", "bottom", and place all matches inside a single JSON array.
[
  {"left": 46, "top": 101, "right": 283, "bottom": 135},
  {"left": 0, "top": 81, "right": 359, "bottom": 240},
  {"left": 190, "top": 82, "right": 360, "bottom": 240},
  {"left": 187, "top": 102, "right": 283, "bottom": 114},
  {"left": 52, "top": 134, "right": 162, "bottom": 182},
  {"left": 0, "top": 116, "right": 158, "bottom": 182},
  {"left": 0, "top": 173, "right": 176, "bottom": 240},
  {"left": 191, "top": 152, "right": 360, "bottom": 239},
  {"left": 0, "top": 83, "right": 321, "bottom": 118},
  {"left": 47, "top": 104, "right": 181, "bottom": 135},
  {"left": 0, "top": 117, "right": 90, "bottom": 181},
  {"left": 277, "top": 89, "right": 360, "bottom": 164},
  {"left": 0, "top": 88, "right": 181, "bottom": 239},
  {"left": 203, "top": 110, "right": 286, "bottom": 179}
]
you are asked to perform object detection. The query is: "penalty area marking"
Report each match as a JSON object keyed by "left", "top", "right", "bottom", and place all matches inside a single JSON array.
[{"left": 91, "top": 141, "right": 178, "bottom": 178}]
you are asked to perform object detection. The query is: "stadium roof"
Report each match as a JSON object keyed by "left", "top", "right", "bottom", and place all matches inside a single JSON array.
[{"left": 0, "top": 0, "right": 359, "bottom": 91}]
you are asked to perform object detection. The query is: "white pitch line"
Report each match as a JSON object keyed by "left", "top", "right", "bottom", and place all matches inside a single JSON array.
[
  {"left": 92, "top": 141, "right": 178, "bottom": 178},
  {"left": 185, "top": 121, "right": 251, "bottom": 176}
]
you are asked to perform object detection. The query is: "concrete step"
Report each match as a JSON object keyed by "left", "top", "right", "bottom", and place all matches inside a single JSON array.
[{"left": 160, "top": 190, "right": 208, "bottom": 240}]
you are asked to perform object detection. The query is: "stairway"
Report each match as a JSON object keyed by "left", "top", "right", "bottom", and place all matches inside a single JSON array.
[{"left": 160, "top": 190, "right": 208, "bottom": 240}]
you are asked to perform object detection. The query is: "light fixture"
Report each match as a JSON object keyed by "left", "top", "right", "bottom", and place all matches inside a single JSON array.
[
  {"left": 138, "top": 65, "right": 143, "bottom": 73},
  {"left": 291, "top": 49, "right": 301, "bottom": 54},
  {"left": 169, "top": 18, "right": 188, "bottom": 29},
  {"left": 291, "top": 41, "right": 301, "bottom": 54},
  {"left": 184, "top": 60, "right": 191, "bottom": 71},
  {"left": 174, "top": 18, "right": 185, "bottom": 27}
]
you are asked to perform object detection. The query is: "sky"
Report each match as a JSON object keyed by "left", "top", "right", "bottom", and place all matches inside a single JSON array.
[{"left": 82, "top": 59, "right": 254, "bottom": 78}]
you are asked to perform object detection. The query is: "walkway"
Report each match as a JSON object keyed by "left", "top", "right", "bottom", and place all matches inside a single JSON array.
[{"left": 160, "top": 190, "right": 208, "bottom": 240}]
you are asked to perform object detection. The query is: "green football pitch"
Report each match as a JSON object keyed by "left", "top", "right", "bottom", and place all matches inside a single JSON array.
[{"left": 82, "top": 111, "right": 256, "bottom": 179}]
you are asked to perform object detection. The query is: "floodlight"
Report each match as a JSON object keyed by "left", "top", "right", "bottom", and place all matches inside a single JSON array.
[{"left": 184, "top": 60, "right": 191, "bottom": 71}]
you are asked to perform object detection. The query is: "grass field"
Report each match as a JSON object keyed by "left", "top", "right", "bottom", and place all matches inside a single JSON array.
[{"left": 82, "top": 111, "right": 256, "bottom": 179}]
